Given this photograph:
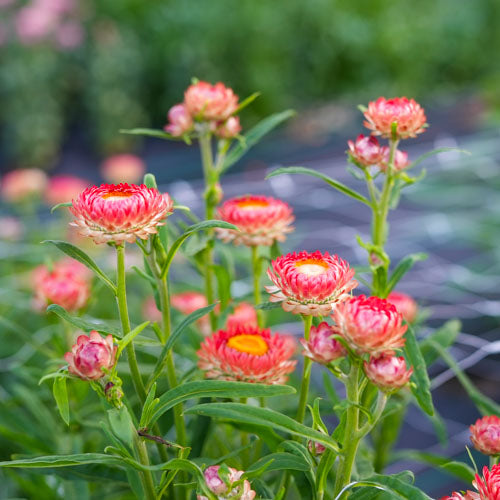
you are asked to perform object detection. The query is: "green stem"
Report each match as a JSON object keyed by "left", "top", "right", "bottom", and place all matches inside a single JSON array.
[
  {"left": 296, "top": 315, "right": 313, "bottom": 423},
  {"left": 251, "top": 245, "right": 264, "bottom": 326},
  {"left": 116, "top": 244, "right": 146, "bottom": 404},
  {"left": 134, "top": 435, "right": 157, "bottom": 500}
]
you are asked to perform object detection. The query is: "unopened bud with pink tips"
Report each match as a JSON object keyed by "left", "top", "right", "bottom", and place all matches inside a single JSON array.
[
  {"left": 301, "top": 322, "right": 345, "bottom": 364},
  {"left": 164, "top": 103, "right": 194, "bottom": 137},
  {"left": 364, "top": 353, "right": 413, "bottom": 391},
  {"left": 347, "top": 134, "right": 382, "bottom": 167}
]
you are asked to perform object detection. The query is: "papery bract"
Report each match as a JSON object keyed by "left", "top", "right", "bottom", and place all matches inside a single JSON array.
[
  {"left": 364, "top": 353, "right": 413, "bottom": 391},
  {"left": 363, "top": 97, "right": 427, "bottom": 139},
  {"left": 64, "top": 331, "right": 117, "bottom": 380},
  {"left": 226, "top": 302, "right": 258, "bottom": 332},
  {"left": 164, "top": 103, "right": 194, "bottom": 137},
  {"left": 474, "top": 465, "right": 500, "bottom": 500},
  {"left": 347, "top": 134, "right": 382, "bottom": 167},
  {"left": 197, "top": 465, "right": 256, "bottom": 500},
  {"left": 470, "top": 415, "right": 500, "bottom": 456},
  {"left": 379, "top": 146, "right": 410, "bottom": 172},
  {"left": 197, "top": 325, "right": 296, "bottom": 384},
  {"left": 216, "top": 194, "right": 294, "bottom": 247},
  {"left": 45, "top": 175, "right": 89, "bottom": 206},
  {"left": 1, "top": 168, "right": 48, "bottom": 203},
  {"left": 300, "top": 321, "right": 345, "bottom": 364},
  {"left": 332, "top": 295, "right": 407, "bottom": 354},
  {"left": 266, "top": 250, "right": 357, "bottom": 316},
  {"left": 70, "top": 183, "right": 173, "bottom": 244},
  {"left": 185, "top": 81, "right": 238, "bottom": 121},
  {"left": 387, "top": 291, "right": 418, "bottom": 323},
  {"left": 440, "top": 492, "right": 479, "bottom": 500},
  {"left": 101, "top": 154, "right": 146, "bottom": 185}
]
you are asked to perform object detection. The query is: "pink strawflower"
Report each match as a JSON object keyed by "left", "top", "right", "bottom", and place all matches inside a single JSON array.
[
  {"left": 55, "top": 20, "right": 84, "bottom": 49},
  {"left": 379, "top": 146, "right": 411, "bottom": 172},
  {"left": 197, "top": 465, "right": 256, "bottom": 500},
  {"left": 474, "top": 465, "right": 500, "bottom": 500},
  {"left": 386, "top": 291, "right": 418, "bottom": 323},
  {"left": 0, "top": 216, "right": 23, "bottom": 241},
  {"left": 171, "top": 291, "right": 212, "bottom": 335},
  {"left": 332, "top": 295, "right": 407, "bottom": 354},
  {"left": 470, "top": 416, "right": 500, "bottom": 456},
  {"left": 15, "top": 5, "right": 58, "bottom": 44},
  {"left": 164, "top": 103, "right": 194, "bottom": 137},
  {"left": 308, "top": 441, "right": 326, "bottom": 456},
  {"left": 363, "top": 97, "right": 427, "bottom": 139},
  {"left": 216, "top": 116, "right": 242, "bottom": 139},
  {"left": 185, "top": 81, "right": 239, "bottom": 121},
  {"left": 1, "top": 168, "right": 48, "bottom": 203},
  {"left": 217, "top": 195, "right": 294, "bottom": 247},
  {"left": 364, "top": 354, "right": 413, "bottom": 391},
  {"left": 197, "top": 325, "right": 296, "bottom": 384},
  {"left": 64, "top": 331, "right": 117, "bottom": 380},
  {"left": 226, "top": 302, "right": 258, "bottom": 332},
  {"left": 266, "top": 250, "right": 357, "bottom": 316},
  {"left": 100, "top": 154, "right": 146, "bottom": 185},
  {"left": 142, "top": 297, "right": 163, "bottom": 323},
  {"left": 440, "top": 493, "right": 479, "bottom": 500},
  {"left": 45, "top": 175, "right": 89, "bottom": 206},
  {"left": 301, "top": 321, "right": 345, "bottom": 364},
  {"left": 347, "top": 134, "right": 382, "bottom": 167},
  {"left": 70, "top": 183, "right": 173, "bottom": 244}
]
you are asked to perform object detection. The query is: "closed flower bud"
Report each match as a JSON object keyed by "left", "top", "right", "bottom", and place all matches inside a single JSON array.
[
  {"left": 216, "top": 116, "right": 242, "bottom": 139},
  {"left": 379, "top": 146, "right": 410, "bottom": 172},
  {"left": 301, "top": 322, "right": 345, "bottom": 364},
  {"left": 470, "top": 415, "right": 500, "bottom": 456},
  {"left": 185, "top": 81, "right": 239, "bottom": 122},
  {"left": 197, "top": 465, "right": 256, "bottom": 500},
  {"left": 164, "top": 103, "right": 194, "bottom": 137},
  {"left": 347, "top": 134, "right": 382, "bottom": 167},
  {"left": 364, "top": 354, "right": 413, "bottom": 391},
  {"left": 308, "top": 440, "right": 326, "bottom": 456}
]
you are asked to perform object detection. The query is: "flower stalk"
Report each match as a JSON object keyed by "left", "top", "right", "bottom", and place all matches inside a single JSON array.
[
  {"left": 296, "top": 314, "right": 313, "bottom": 423},
  {"left": 251, "top": 245, "right": 264, "bottom": 326}
]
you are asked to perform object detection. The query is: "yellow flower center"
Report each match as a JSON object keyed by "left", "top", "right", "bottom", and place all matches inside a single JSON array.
[
  {"left": 295, "top": 258, "right": 329, "bottom": 276},
  {"left": 236, "top": 200, "right": 269, "bottom": 210},
  {"left": 227, "top": 334, "right": 269, "bottom": 356},
  {"left": 102, "top": 191, "right": 133, "bottom": 201}
]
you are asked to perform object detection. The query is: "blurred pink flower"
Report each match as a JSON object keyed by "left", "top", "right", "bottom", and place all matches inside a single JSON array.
[
  {"left": 301, "top": 321, "right": 345, "bottom": 364},
  {"left": 1, "top": 168, "right": 48, "bottom": 203},
  {"left": 379, "top": 146, "right": 410, "bottom": 171},
  {"left": 0, "top": 216, "right": 23, "bottom": 241},
  {"left": 226, "top": 302, "right": 258, "bottom": 332},
  {"left": 45, "top": 175, "right": 90, "bottom": 206},
  {"left": 215, "top": 116, "right": 241, "bottom": 139},
  {"left": 55, "top": 20, "right": 84, "bottom": 49},
  {"left": 184, "top": 81, "right": 239, "bottom": 121},
  {"left": 101, "top": 154, "right": 146, "bottom": 185},
  {"left": 386, "top": 291, "right": 418, "bottom": 323},
  {"left": 164, "top": 104, "right": 193, "bottom": 137},
  {"left": 470, "top": 416, "right": 500, "bottom": 456},
  {"left": 347, "top": 134, "right": 382, "bottom": 167},
  {"left": 15, "top": 5, "right": 58, "bottom": 44},
  {"left": 197, "top": 465, "right": 256, "bottom": 500}
]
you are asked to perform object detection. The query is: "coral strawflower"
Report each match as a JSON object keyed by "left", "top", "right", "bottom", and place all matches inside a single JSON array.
[
  {"left": 185, "top": 81, "right": 238, "bottom": 122},
  {"left": 440, "top": 492, "right": 479, "bottom": 500},
  {"left": 70, "top": 183, "right": 173, "bottom": 244},
  {"left": 45, "top": 175, "right": 89, "bottom": 206},
  {"left": 64, "top": 331, "right": 117, "bottom": 380},
  {"left": 216, "top": 194, "right": 294, "bottom": 247},
  {"left": 164, "top": 103, "right": 194, "bottom": 137},
  {"left": 171, "top": 291, "right": 212, "bottom": 335},
  {"left": 300, "top": 321, "right": 345, "bottom": 364},
  {"left": 197, "top": 325, "right": 296, "bottom": 384},
  {"left": 474, "top": 465, "right": 500, "bottom": 500},
  {"left": 1, "top": 168, "right": 48, "bottom": 203},
  {"left": 266, "top": 250, "right": 357, "bottom": 316},
  {"left": 226, "top": 302, "right": 258, "bottom": 331},
  {"left": 470, "top": 415, "right": 500, "bottom": 456},
  {"left": 197, "top": 465, "right": 256, "bottom": 500},
  {"left": 364, "top": 354, "right": 413, "bottom": 391},
  {"left": 332, "top": 295, "right": 407, "bottom": 354},
  {"left": 386, "top": 291, "right": 418, "bottom": 323},
  {"left": 347, "top": 134, "right": 382, "bottom": 168},
  {"left": 100, "top": 154, "right": 146, "bottom": 185},
  {"left": 363, "top": 97, "right": 427, "bottom": 139}
]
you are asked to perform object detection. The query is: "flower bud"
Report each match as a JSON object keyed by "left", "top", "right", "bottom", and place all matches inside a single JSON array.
[
  {"left": 387, "top": 291, "right": 418, "bottom": 323},
  {"left": 308, "top": 440, "right": 326, "bottom": 456},
  {"left": 64, "top": 331, "right": 117, "bottom": 380},
  {"left": 379, "top": 146, "right": 410, "bottom": 172},
  {"left": 364, "top": 354, "right": 413, "bottom": 391},
  {"left": 197, "top": 465, "right": 256, "bottom": 500},
  {"left": 470, "top": 415, "right": 500, "bottom": 456},
  {"left": 300, "top": 322, "right": 345, "bottom": 364},
  {"left": 216, "top": 116, "right": 242, "bottom": 139},
  {"left": 164, "top": 103, "right": 194, "bottom": 137},
  {"left": 347, "top": 134, "right": 382, "bottom": 167}
]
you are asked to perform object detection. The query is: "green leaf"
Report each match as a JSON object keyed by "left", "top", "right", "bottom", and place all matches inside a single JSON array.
[
  {"left": 50, "top": 201, "right": 73, "bottom": 213},
  {"left": 404, "top": 325, "right": 434, "bottom": 416},
  {"left": 266, "top": 166, "right": 371, "bottom": 206},
  {"left": 160, "top": 220, "right": 238, "bottom": 278},
  {"left": 116, "top": 321, "right": 150, "bottom": 359},
  {"left": 185, "top": 403, "right": 340, "bottom": 452},
  {"left": 246, "top": 453, "right": 310, "bottom": 475},
  {"left": 143, "top": 173, "right": 158, "bottom": 189},
  {"left": 149, "top": 382, "right": 295, "bottom": 427},
  {"left": 221, "top": 110, "right": 295, "bottom": 173},
  {"left": 46, "top": 304, "right": 121, "bottom": 336},
  {"left": 43, "top": 240, "right": 117, "bottom": 295},
  {"left": 234, "top": 91, "right": 261, "bottom": 114},
  {"left": 120, "top": 128, "right": 174, "bottom": 140},
  {"left": 408, "top": 147, "right": 470, "bottom": 171},
  {"left": 146, "top": 303, "right": 218, "bottom": 392},
  {"left": 420, "top": 320, "right": 461, "bottom": 367},
  {"left": 386, "top": 253, "right": 427, "bottom": 294},
  {"left": 255, "top": 301, "right": 282, "bottom": 311},
  {"left": 53, "top": 377, "right": 69, "bottom": 426},
  {"left": 0, "top": 453, "right": 129, "bottom": 469},
  {"left": 213, "top": 264, "right": 231, "bottom": 309},
  {"left": 108, "top": 408, "right": 135, "bottom": 449}
]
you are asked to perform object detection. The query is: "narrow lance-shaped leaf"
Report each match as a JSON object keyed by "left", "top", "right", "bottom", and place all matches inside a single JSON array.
[
  {"left": 43, "top": 240, "right": 117, "bottom": 295},
  {"left": 53, "top": 377, "right": 70, "bottom": 426},
  {"left": 116, "top": 321, "right": 150, "bottom": 359},
  {"left": 120, "top": 128, "right": 175, "bottom": 140},
  {"left": 266, "top": 166, "right": 371, "bottom": 206},
  {"left": 246, "top": 452, "right": 310, "bottom": 475},
  {"left": 385, "top": 253, "right": 428, "bottom": 295},
  {"left": 408, "top": 147, "right": 470, "bottom": 171}
]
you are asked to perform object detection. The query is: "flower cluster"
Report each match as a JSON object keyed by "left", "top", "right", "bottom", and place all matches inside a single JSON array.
[
  {"left": 165, "top": 81, "right": 240, "bottom": 139},
  {"left": 348, "top": 134, "right": 410, "bottom": 171},
  {"left": 198, "top": 465, "right": 256, "bottom": 500}
]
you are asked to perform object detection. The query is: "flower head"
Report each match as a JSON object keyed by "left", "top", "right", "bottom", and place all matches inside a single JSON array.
[
  {"left": 1, "top": 168, "right": 48, "bottom": 203},
  {"left": 164, "top": 103, "right": 194, "bottom": 137},
  {"left": 440, "top": 492, "right": 479, "bottom": 500},
  {"left": 197, "top": 325, "right": 296, "bottom": 384},
  {"left": 101, "top": 154, "right": 146, "bottom": 185},
  {"left": 364, "top": 354, "right": 413, "bottom": 391},
  {"left": 301, "top": 322, "right": 345, "bottom": 364},
  {"left": 70, "top": 183, "right": 173, "bottom": 244},
  {"left": 45, "top": 175, "right": 89, "bottom": 206},
  {"left": 64, "top": 331, "right": 117, "bottom": 380},
  {"left": 363, "top": 97, "right": 427, "bottom": 139},
  {"left": 470, "top": 416, "right": 500, "bottom": 456},
  {"left": 308, "top": 441, "right": 326, "bottom": 456},
  {"left": 185, "top": 81, "right": 238, "bottom": 121},
  {"left": 379, "top": 147, "right": 410, "bottom": 172},
  {"left": 226, "top": 302, "right": 258, "bottom": 332},
  {"left": 197, "top": 465, "right": 256, "bottom": 500},
  {"left": 474, "top": 465, "right": 500, "bottom": 500},
  {"left": 266, "top": 250, "right": 357, "bottom": 316},
  {"left": 386, "top": 291, "right": 418, "bottom": 323},
  {"left": 171, "top": 291, "right": 211, "bottom": 335},
  {"left": 347, "top": 134, "right": 382, "bottom": 167},
  {"left": 332, "top": 295, "right": 407, "bottom": 354},
  {"left": 216, "top": 116, "right": 242, "bottom": 139},
  {"left": 217, "top": 195, "right": 294, "bottom": 247}
]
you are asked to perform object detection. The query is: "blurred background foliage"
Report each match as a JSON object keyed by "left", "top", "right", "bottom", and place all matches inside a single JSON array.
[{"left": 1, "top": 0, "right": 500, "bottom": 168}]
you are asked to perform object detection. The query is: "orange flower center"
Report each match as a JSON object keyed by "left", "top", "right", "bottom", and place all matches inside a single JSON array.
[
  {"left": 102, "top": 191, "right": 133, "bottom": 201},
  {"left": 236, "top": 200, "right": 269, "bottom": 210},
  {"left": 227, "top": 334, "right": 269, "bottom": 356},
  {"left": 295, "top": 258, "right": 329, "bottom": 276}
]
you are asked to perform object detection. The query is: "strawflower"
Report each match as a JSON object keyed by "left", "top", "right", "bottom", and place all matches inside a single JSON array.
[
  {"left": 216, "top": 195, "right": 294, "bottom": 247},
  {"left": 185, "top": 81, "right": 238, "bottom": 121},
  {"left": 470, "top": 415, "right": 500, "bottom": 456},
  {"left": 474, "top": 465, "right": 500, "bottom": 500},
  {"left": 70, "top": 183, "right": 173, "bottom": 244},
  {"left": 164, "top": 103, "right": 194, "bottom": 137},
  {"left": 386, "top": 291, "right": 418, "bottom": 323},
  {"left": 197, "top": 465, "right": 256, "bottom": 500},
  {"left": 266, "top": 250, "right": 357, "bottom": 316},
  {"left": 364, "top": 353, "right": 413, "bottom": 391},
  {"left": 100, "top": 154, "right": 146, "bottom": 185},
  {"left": 1, "top": 168, "right": 48, "bottom": 203},
  {"left": 300, "top": 321, "right": 345, "bottom": 364},
  {"left": 197, "top": 325, "right": 296, "bottom": 384},
  {"left": 347, "top": 134, "right": 382, "bottom": 167},
  {"left": 226, "top": 302, "right": 258, "bottom": 331},
  {"left": 45, "top": 175, "right": 89, "bottom": 206},
  {"left": 379, "top": 146, "right": 410, "bottom": 172}
]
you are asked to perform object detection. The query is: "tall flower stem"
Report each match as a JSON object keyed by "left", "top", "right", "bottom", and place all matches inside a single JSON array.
[
  {"left": 199, "top": 131, "right": 218, "bottom": 331},
  {"left": 296, "top": 315, "right": 313, "bottom": 423},
  {"left": 134, "top": 435, "right": 157, "bottom": 500},
  {"left": 251, "top": 245, "right": 264, "bottom": 326}
]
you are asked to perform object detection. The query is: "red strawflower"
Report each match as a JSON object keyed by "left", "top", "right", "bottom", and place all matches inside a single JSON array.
[
  {"left": 470, "top": 416, "right": 500, "bottom": 456},
  {"left": 184, "top": 81, "right": 238, "bottom": 121},
  {"left": 171, "top": 291, "right": 212, "bottom": 335},
  {"left": 474, "top": 465, "right": 500, "bottom": 500}
]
